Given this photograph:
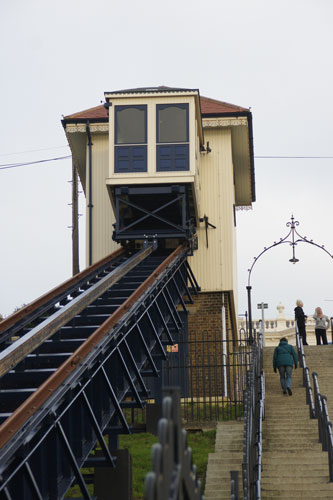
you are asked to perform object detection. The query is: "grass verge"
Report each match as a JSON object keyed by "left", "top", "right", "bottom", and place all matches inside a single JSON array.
[{"left": 120, "top": 429, "right": 216, "bottom": 500}]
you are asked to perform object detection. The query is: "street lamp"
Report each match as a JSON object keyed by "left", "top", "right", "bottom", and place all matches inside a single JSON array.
[{"left": 246, "top": 215, "right": 333, "bottom": 343}]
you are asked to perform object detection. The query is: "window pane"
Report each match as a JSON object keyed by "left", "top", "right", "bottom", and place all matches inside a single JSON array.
[
  {"left": 158, "top": 105, "right": 188, "bottom": 143},
  {"left": 116, "top": 107, "right": 146, "bottom": 144}
]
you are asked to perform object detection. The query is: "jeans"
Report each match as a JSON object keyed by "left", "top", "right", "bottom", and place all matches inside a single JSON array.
[
  {"left": 278, "top": 365, "right": 293, "bottom": 390},
  {"left": 315, "top": 328, "right": 328, "bottom": 345}
]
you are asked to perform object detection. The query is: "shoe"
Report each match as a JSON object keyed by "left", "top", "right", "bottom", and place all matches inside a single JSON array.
[
  {"left": 283, "top": 390, "right": 287, "bottom": 395},
  {"left": 287, "top": 387, "right": 292, "bottom": 396}
]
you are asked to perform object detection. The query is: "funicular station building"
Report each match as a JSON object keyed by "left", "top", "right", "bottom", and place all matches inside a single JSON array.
[
  {"left": 0, "top": 86, "right": 255, "bottom": 500},
  {"left": 63, "top": 86, "right": 256, "bottom": 416}
]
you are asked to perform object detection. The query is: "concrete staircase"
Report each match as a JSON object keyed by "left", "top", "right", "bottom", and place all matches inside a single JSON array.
[
  {"left": 204, "top": 420, "right": 243, "bottom": 500},
  {"left": 304, "top": 345, "right": 333, "bottom": 416},
  {"left": 203, "top": 345, "right": 333, "bottom": 499},
  {"left": 261, "top": 346, "right": 333, "bottom": 499}
]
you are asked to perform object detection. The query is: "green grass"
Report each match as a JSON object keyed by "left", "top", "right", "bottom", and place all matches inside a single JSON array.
[
  {"left": 120, "top": 429, "right": 216, "bottom": 500},
  {"left": 66, "top": 428, "right": 217, "bottom": 499}
]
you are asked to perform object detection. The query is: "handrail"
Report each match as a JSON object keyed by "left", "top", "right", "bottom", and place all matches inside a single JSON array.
[
  {"left": 312, "top": 373, "right": 333, "bottom": 481},
  {"left": 295, "top": 328, "right": 315, "bottom": 418},
  {"left": 296, "top": 326, "right": 333, "bottom": 482},
  {"left": 240, "top": 325, "right": 264, "bottom": 500}
]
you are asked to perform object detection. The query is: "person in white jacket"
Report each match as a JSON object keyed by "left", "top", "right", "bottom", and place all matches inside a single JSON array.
[{"left": 313, "top": 307, "right": 330, "bottom": 345}]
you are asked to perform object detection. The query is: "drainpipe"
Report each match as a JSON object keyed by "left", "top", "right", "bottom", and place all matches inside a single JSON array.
[{"left": 86, "top": 121, "right": 93, "bottom": 266}]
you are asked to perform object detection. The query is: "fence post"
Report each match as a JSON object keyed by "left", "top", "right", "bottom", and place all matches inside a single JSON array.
[{"left": 230, "top": 470, "right": 239, "bottom": 500}]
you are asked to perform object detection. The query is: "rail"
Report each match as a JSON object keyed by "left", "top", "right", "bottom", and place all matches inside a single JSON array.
[
  {"left": 239, "top": 324, "right": 264, "bottom": 500},
  {"left": 144, "top": 387, "right": 203, "bottom": 500},
  {"left": 312, "top": 373, "right": 333, "bottom": 481},
  {"left": 0, "top": 243, "right": 198, "bottom": 499},
  {"left": 0, "top": 247, "right": 126, "bottom": 348}
]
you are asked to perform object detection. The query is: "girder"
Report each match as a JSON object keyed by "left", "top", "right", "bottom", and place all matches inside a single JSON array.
[{"left": 0, "top": 244, "right": 198, "bottom": 499}]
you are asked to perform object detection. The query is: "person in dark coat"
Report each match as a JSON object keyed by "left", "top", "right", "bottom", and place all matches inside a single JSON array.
[
  {"left": 273, "top": 337, "right": 298, "bottom": 395},
  {"left": 294, "top": 299, "right": 308, "bottom": 345}
]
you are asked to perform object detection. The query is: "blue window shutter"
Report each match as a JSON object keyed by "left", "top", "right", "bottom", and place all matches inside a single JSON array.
[
  {"left": 174, "top": 144, "right": 189, "bottom": 170},
  {"left": 156, "top": 144, "right": 189, "bottom": 171},
  {"left": 115, "top": 146, "right": 147, "bottom": 173}
]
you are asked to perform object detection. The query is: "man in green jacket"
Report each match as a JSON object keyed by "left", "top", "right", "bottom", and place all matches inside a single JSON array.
[{"left": 273, "top": 337, "right": 298, "bottom": 395}]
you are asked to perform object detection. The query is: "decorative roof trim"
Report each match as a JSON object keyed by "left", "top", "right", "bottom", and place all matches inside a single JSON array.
[
  {"left": 66, "top": 123, "right": 109, "bottom": 133},
  {"left": 203, "top": 117, "right": 248, "bottom": 128}
]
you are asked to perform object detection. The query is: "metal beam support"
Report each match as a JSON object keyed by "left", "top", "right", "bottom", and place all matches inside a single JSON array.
[{"left": 0, "top": 245, "right": 199, "bottom": 500}]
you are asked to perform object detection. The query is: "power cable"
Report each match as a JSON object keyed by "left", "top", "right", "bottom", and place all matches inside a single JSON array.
[
  {"left": 0, "top": 153, "right": 332, "bottom": 172},
  {"left": 255, "top": 156, "right": 333, "bottom": 159},
  {"left": 0, "top": 145, "right": 70, "bottom": 157},
  {"left": 0, "top": 155, "right": 72, "bottom": 170}
]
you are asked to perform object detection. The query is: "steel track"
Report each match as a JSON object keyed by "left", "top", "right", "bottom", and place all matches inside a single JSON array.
[{"left": 0, "top": 243, "right": 198, "bottom": 500}]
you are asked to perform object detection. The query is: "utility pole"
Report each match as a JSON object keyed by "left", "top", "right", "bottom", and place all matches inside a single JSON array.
[{"left": 72, "top": 159, "right": 80, "bottom": 275}]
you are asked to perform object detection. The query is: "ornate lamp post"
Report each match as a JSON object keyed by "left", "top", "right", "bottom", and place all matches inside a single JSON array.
[{"left": 247, "top": 215, "right": 333, "bottom": 343}]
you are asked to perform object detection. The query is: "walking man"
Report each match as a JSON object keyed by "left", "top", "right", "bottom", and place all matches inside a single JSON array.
[{"left": 273, "top": 337, "right": 298, "bottom": 395}]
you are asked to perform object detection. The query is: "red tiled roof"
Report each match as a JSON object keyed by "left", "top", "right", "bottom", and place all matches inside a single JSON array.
[
  {"left": 200, "top": 96, "right": 248, "bottom": 114},
  {"left": 63, "top": 94, "right": 248, "bottom": 121},
  {"left": 64, "top": 105, "right": 108, "bottom": 121}
]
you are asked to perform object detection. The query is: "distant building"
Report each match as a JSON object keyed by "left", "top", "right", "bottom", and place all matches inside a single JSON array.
[{"left": 238, "top": 302, "right": 332, "bottom": 345}]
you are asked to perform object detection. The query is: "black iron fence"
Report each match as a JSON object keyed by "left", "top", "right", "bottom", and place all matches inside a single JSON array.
[
  {"left": 296, "top": 327, "right": 333, "bottom": 482},
  {"left": 164, "top": 330, "right": 252, "bottom": 423},
  {"left": 241, "top": 327, "right": 264, "bottom": 500},
  {"left": 129, "top": 328, "right": 254, "bottom": 427},
  {"left": 295, "top": 328, "right": 315, "bottom": 418},
  {"left": 145, "top": 387, "right": 203, "bottom": 500},
  {"left": 312, "top": 373, "right": 333, "bottom": 481}
]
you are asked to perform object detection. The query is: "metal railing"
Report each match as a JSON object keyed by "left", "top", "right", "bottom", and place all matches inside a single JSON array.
[
  {"left": 145, "top": 387, "right": 203, "bottom": 500},
  {"left": 295, "top": 328, "right": 315, "bottom": 418},
  {"left": 296, "top": 326, "right": 333, "bottom": 481},
  {"left": 312, "top": 373, "right": 333, "bottom": 481},
  {"left": 239, "top": 326, "right": 264, "bottom": 500}
]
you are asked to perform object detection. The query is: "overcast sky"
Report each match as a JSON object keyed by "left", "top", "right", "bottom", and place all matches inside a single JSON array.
[{"left": 1, "top": 0, "right": 332, "bottom": 320}]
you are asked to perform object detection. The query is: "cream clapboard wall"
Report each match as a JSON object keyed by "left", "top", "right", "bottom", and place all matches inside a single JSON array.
[
  {"left": 86, "top": 133, "right": 119, "bottom": 266},
  {"left": 188, "top": 127, "right": 237, "bottom": 295},
  {"left": 86, "top": 123, "right": 238, "bottom": 302}
]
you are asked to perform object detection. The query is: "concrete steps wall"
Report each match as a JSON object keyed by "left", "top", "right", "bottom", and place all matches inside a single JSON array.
[
  {"left": 203, "top": 345, "right": 333, "bottom": 500},
  {"left": 204, "top": 420, "right": 243, "bottom": 500},
  {"left": 261, "top": 346, "right": 333, "bottom": 499}
]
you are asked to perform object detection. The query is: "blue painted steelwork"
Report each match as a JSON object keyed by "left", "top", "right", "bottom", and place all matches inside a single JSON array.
[
  {"left": 0, "top": 245, "right": 198, "bottom": 499},
  {"left": 113, "top": 184, "right": 196, "bottom": 241},
  {"left": 0, "top": 250, "right": 126, "bottom": 351}
]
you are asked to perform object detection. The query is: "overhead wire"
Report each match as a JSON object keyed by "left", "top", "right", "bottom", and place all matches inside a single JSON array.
[
  {"left": 0, "top": 145, "right": 70, "bottom": 157},
  {"left": 0, "top": 155, "right": 72, "bottom": 170},
  {"left": 0, "top": 153, "right": 332, "bottom": 172}
]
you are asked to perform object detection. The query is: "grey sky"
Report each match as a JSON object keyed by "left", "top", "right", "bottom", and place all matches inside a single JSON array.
[{"left": 1, "top": 0, "right": 332, "bottom": 319}]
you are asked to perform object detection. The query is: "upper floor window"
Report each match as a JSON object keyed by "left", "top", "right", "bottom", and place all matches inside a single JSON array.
[
  {"left": 114, "top": 105, "right": 147, "bottom": 172},
  {"left": 156, "top": 104, "right": 189, "bottom": 172},
  {"left": 157, "top": 104, "right": 189, "bottom": 143}
]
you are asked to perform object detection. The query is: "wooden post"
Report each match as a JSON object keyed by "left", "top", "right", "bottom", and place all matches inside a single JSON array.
[{"left": 72, "top": 159, "right": 80, "bottom": 276}]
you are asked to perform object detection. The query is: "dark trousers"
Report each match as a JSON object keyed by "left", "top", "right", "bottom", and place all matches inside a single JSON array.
[
  {"left": 298, "top": 323, "right": 308, "bottom": 345},
  {"left": 315, "top": 328, "right": 328, "bottom": 345}
]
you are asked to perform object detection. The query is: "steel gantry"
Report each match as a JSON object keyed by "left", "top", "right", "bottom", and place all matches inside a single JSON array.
[{"left": 0, "top": 243, "right": 199, "bottom": 500}]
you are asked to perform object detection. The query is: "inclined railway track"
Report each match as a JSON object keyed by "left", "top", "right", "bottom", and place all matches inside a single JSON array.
[{"left": 0, "top": 243, "right": 198, "bottom": 500}]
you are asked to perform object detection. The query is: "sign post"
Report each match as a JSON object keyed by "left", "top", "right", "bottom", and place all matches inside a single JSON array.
[{"left": 257, "top": 302, "right": 268, "bottom": 347}]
